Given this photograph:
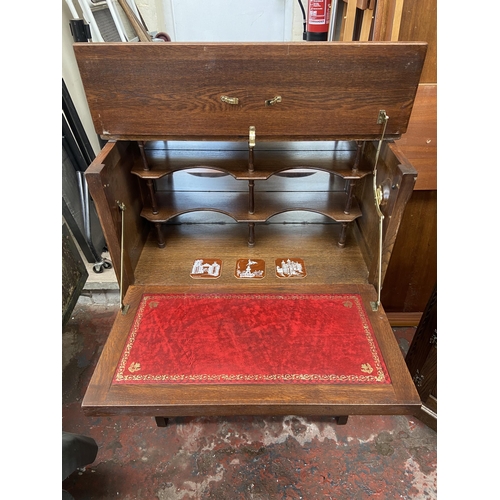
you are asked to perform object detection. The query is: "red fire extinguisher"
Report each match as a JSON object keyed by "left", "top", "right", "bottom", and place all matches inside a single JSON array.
[{"left": 306, "top": 0, "right": 332, "bottom": 41}]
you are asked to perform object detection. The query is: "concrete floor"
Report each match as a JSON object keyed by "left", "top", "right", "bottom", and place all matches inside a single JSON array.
[{"left": 62, "top": 292, "right": 437, "bottom": 500}]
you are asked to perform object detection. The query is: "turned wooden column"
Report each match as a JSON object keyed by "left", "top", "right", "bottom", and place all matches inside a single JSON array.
[
  {"left": 138, "top": 141, "right": 150, "bottom": 171},
  {"left": 352, "top": 141, "right": 363, "bottom": 173},
  {"left": 146, "top": 180, "right": 159, "bottom": 214},
  {"left": 248, "top": 222, "right": 255, "bottom": 247},
  {"left": 154, "top": 222, "right": 166, "bottom": 248},
  {"left": 338, "top": 222, "right": 348, "bottom": 248},
  {"left": 248, "top": 180, "right": 255, "bottom": 214},
  {"left": 344, "top": 179, "right": 356, "bottom": 214}
]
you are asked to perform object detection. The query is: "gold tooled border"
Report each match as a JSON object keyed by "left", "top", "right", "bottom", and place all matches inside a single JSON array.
[{"left": 113, "top": 294, "right": 390, "bottom": 384}]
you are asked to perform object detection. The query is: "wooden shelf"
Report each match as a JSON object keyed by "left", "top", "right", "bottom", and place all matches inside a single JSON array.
[
  {"left": 135, "top": 141, "right": 367, "bottom": 250},
  {"left": 132, "top": 223, "right": 369, "bottom": 287},
  {"left": 132, "top": 144, "right": 374, "bottom": 181},
  {"left": 141, "top": 191, "right": 362, "bottom": 224}
]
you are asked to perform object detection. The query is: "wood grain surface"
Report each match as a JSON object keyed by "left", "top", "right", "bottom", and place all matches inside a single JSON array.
[
  {"left": 395, "top": 84, "right": 436, "bottom": 190},
  {"left": 74, "top": 42, "right": 426, "bottom": 141}
]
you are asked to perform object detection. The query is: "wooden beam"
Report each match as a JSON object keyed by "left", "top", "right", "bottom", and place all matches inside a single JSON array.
[
  {"left": 390, "top": 0, "right": 405, "bottom": 40},
  {"left": 117, "top": 0, "right": 151, "bottom": 42},
  {"left": 343, "top": 0, "right": 358, "bottom": 41},
  {"left": 359, "top": 8, "right": 374, "bottom": 40}
]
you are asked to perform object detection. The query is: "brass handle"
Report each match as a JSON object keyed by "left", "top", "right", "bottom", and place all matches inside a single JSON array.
[
  {"left": 265, "top": 95, "right": 282, "bottom": 106},
  {"left": 248, "top": 126, "right": 256, "bottom": 148},
  {"left": 220, "top": 95, "right": 239, "bottom": 105}
]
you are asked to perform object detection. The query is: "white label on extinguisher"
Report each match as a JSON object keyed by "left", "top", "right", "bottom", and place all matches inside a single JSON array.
[{"left": 309, "top": 1, "right": 329, "bottom": 25}]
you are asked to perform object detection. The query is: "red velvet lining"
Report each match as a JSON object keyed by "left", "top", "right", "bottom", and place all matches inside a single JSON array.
[{"left": 113, "top": 293, "right": 391, "bottom": 385}]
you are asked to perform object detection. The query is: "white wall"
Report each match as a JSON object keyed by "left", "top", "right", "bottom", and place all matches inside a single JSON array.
[
  {"left": 136, "top": 0, "right": 167, "bottom": 34},
  {"left": 138, "top": 0, "right": 304, "bottom": 42},
  {"left": 165, "top": 0, "right": 298, "bottom": 42}
]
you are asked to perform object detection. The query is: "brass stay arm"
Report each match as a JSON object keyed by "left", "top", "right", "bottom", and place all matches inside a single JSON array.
[
  {"left": 371, "top": 110, "right": 389, "bottom": 312},
  {"left": 116, "top": 200, "right": 130, "bottom": 314}
]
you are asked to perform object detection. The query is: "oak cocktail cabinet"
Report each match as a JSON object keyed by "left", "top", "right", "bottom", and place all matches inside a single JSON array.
[{"left": 74, "top": 41, "right": 427, "bottom": 424}]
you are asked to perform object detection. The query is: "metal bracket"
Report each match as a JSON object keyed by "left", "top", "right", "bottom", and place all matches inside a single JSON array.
[{"left": 377, "top": 109, "right": 388, "bottom": 124}]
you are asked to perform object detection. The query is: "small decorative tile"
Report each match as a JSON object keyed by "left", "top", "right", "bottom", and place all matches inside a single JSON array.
[
  {"left": 190, "top": 259, "right": 222, "bottom": 279},
  {"left": 235, "top": 259, "right": 266, "bottom": 279},
  {"left": 275, "top": 258, "right": 307, "bottom": 279}
]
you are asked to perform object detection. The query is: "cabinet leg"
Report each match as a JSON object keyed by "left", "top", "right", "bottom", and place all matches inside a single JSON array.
[
  {"left": 154, "top": 222, "right": 166, "bottom": 248},
  {"left": 155, "top": 417, "right": 169, "bottom": 427},
  {"left": 336, "top": 416, "right": 349, "bottom": 425},
  {"left": 338, "top": 222, "right": 348, "bottom": 248},
  {"left": 248, "top": 222, "right": 255, "bottom": 247}
]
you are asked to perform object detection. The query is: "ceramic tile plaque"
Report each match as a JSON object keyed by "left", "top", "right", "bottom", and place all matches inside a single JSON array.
[
  {"left": 190, "top": 259, "right": 222, "bottom": 279},
  {"left": 275, "top": 258, "right": 307, "bottom": 279},
  {"left": 235, "top": 259, "right": 266, "bottom": 279}
]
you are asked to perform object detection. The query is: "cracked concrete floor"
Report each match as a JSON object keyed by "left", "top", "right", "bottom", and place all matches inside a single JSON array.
[{"left": 62, "top": 301, "right": 436, "bottom": 500}]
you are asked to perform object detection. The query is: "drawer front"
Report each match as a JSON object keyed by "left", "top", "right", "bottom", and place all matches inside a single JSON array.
[{"left": 74, "top": 42, "right": 426, "bottom": 141}]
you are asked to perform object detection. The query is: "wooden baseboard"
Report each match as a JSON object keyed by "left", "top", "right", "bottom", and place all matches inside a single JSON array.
[{"left": 386, "top": 312, "right": 423, "bottom": 327}]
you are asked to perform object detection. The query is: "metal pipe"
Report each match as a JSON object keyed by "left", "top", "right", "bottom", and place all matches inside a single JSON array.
[
  {"left": 328, "top": 0, "right": 340, "bottom": 41},
  {"left": 82, "top": 173, "right": 91, "bottom": 242},
  {"left": 79, "top": 0, "right": 104, "bottom": 41},
  {"left": 65, "top": 0, "right": 80, "bottom": 19}
]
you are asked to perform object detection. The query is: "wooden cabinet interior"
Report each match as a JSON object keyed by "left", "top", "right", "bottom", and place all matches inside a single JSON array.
[
  {"left": 75, "top": 41, "right": 427, "bottom": 420},
  {"left": 87, "top": 137, "right": 417, "bottom": 295}
]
